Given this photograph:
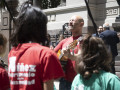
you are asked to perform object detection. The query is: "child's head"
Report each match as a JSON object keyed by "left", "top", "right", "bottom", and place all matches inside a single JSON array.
[{"left": 77, "top": 35, "right": 112, "bottom": 79}]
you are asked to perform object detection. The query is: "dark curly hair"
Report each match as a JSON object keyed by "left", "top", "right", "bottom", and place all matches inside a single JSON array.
[
  {"left": 77, "top": 35, "right": 112, "bottom": 79},
  {"left": 10, "top": 1, "right": 48, "bottom": 47}
]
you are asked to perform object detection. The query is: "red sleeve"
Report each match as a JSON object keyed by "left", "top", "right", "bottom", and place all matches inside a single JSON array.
[
  {"left": 54, "top": 39, "right": 66, "bottom": 53},
  {"left": 42, "top": 51, "right": 64, "bottom": 82},
  {"left": 0, "top": 67, "right": 10, "bottom": 90}
]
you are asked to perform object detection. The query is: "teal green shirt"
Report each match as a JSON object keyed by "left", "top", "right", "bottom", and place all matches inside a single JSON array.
[
  {"left": 54, "top": 84, "right": 56, "bottom": 90},
  {"left": 71, "top": 70, "right": 120, "bottom": 90}
]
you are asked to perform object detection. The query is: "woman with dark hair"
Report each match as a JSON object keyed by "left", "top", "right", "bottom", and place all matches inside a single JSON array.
[
  {"left": 8, "top": 2, "right": 64, "bottom": 90},
  {"left": 71, "top": 35, "right": 120, "bottom": 90},
  {"left": 11, "top": 2, "right": 48, "bottom": 46}
]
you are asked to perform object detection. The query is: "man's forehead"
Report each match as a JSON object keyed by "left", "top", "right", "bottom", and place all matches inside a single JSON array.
[
  {"left": 70, "top": 15, "right": 82, "bottom": 20},
  {"left": 70, "top": 16, "right": 77, "bottom": 20}
]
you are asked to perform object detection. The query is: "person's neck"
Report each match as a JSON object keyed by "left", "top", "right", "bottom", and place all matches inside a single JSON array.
[
  {"left": 72, "top": 35, "right": 82, "bottom": 40},
  {"left": 72, "top": 33, "right": 82, "bottom": 37},
  {"left": 72, "top": 29, "right": 82, "bottom": 37}
]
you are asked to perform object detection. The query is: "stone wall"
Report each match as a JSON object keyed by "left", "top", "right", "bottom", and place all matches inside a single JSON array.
[
  {"left": 0, "top": 11, "right": 10, "bottom": 64},
  {"left": 0, "top": 0, "right": 120, "bottom": 64}
]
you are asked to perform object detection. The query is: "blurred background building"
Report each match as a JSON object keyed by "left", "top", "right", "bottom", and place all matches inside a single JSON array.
[{"left": 0, "top": 0, "right": 120, "bottom": 65}]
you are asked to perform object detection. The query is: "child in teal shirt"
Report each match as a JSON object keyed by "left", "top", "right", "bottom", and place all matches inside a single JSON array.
[{"left": 71, "top": 35, "right": 120, "bottom": 90}]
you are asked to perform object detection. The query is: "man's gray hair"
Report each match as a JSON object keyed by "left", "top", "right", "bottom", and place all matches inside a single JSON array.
[{"left": 103, "top": 23, "right": 110, "bottom": 30}]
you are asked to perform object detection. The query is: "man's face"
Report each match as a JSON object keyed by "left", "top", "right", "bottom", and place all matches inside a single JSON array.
[
  {"left": 68, "top": 16, "right": 80, "bottom": 31},
  {"left": 98, "top": 26, "right": 103, "bottom": 33}
]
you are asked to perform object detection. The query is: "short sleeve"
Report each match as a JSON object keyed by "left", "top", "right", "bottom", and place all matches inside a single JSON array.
[
  {"left": 42, "top": 52, "right": 64, "bottom": 82},
  {"left": 107, "top": 76, "right": 120, "bottom": 90},
  {"left": 54, "top": 39, "right": 66, "bottom": 53}
]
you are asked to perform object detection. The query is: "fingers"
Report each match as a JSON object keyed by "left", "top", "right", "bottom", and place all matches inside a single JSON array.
[{"left": 62, "top": 49, "right": 70, "bottom": 57}]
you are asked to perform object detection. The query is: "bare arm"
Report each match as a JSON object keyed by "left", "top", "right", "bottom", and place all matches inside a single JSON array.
[{"left": 43, "top": 79, "right": 54, "bottom": 90}]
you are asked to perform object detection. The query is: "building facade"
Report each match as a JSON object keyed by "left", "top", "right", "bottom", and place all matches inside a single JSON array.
[{"left": 0, "top": 0, "right": 120, "bottom": 62}]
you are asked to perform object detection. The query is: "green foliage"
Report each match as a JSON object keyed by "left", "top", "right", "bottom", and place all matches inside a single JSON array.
[
  {"left": 0, "top": 0, "right": 61, "bottom": 11},
  {"left": 41, "top": 0, "right": 60, "bottom": 9},
  {"left": 0, "top": 0, "right": 5, "bottom": 9},
  {"left": 50, "top": 0, "right": 61, "bottom": 8}
]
